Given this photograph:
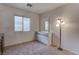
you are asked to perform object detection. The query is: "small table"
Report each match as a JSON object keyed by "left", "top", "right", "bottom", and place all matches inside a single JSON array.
[{"left": 0, "top": 33, "right": 4, "bottom": 55}]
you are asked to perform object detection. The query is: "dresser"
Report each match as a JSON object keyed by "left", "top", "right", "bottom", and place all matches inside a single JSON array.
[
  {"left": 36, "top": 31, "right": 48, "bottom": 45},
  {"left": 0, "top": 33, "right": 4, "bottom": 55}
]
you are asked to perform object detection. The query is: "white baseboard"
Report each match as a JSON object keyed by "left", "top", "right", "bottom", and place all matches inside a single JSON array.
[
  {"left": 63, "top": 47, "right": 78, "bottom": 55},
  {"left": 5, "top": 40, "right": 35, "bottom": 48}
]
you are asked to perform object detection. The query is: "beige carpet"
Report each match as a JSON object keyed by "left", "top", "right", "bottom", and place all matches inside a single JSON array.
[{"left": 3, "top": 41, "right": 75, "bottom": 55}]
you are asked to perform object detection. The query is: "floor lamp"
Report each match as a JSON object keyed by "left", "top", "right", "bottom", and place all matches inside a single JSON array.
[{"left": 56, "top": 17, "right": 65, "bottom": 51}]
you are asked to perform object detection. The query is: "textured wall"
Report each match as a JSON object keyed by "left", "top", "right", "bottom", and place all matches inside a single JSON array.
[
  {"left": 40, "top": 4, "right": 79, "bottom": 54},
  {"left": 0, "top": 4, "right": 39, "bottom": 47}
]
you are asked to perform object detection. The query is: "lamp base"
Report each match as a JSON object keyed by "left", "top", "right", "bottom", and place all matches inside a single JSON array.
[{"left": 58, "top": 47, "right": 63, "bottom": 51}]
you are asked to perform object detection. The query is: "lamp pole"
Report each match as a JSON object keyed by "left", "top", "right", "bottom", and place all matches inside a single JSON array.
[{"left": 58, "top": 19, "right": 63, "bottom": 51}]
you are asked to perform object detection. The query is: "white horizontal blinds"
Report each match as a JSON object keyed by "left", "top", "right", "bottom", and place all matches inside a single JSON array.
[
  {"left": 14, "top": 16, "right": 22, "bottom": 31},
  {"left": 23, "top": 17, "right": 30, "bottom": 31},
  {"left": 45, "top": 21, "right": 48, "bottom": 31},
  {"left": 14, "top": 16, "right": 30, "bottom": 32}
]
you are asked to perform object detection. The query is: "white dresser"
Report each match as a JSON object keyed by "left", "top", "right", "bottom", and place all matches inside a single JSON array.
[{"left": 36, "top": 31, "right": 48, "bottom": 45}]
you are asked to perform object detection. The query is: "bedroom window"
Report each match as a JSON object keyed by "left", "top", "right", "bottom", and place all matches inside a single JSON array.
[
  {"left": 14, "top": 16, "right": 30, "bottom": 32},
  {"left": 45, "top": 21, "right": 48, "bottom": 31}
]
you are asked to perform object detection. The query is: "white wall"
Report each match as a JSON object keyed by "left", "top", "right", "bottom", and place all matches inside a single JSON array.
[
  {"left": 0, "top": 4, "right": 39, "bottom": 47},
  {"left": 40, "top": 4, "right": 79, "bottom": 54}
]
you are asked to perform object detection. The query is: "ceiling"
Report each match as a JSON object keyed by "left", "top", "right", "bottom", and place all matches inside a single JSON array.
[{"left": 5, "top": 3, "right": 65, "bottom": 14}]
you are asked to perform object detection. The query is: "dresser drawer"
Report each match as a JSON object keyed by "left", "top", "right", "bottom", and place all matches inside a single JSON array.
[{"left": 37, "top": 35, "right": 48, "bottom": 45}]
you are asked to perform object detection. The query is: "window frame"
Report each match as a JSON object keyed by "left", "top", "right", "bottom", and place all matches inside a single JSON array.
[{"left": 14, "top": 15, "right": 31, "bottom": 32}]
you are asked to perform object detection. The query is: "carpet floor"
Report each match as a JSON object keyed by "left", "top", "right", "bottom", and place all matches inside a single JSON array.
[{"left": 3, "top": 41, "right": 75, "bottom": 55}]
